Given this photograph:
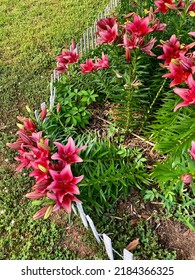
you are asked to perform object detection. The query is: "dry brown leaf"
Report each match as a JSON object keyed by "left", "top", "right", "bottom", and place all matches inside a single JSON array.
[
  {"left": 183, "top": 229, "right": 190, "bottom": 236},
  {"left": 126, "top": 238, "right": 140, "bottom": 251}
]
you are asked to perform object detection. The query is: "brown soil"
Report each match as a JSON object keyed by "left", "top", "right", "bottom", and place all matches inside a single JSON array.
[
  {"left": 51, "top": 210, "right": 101, "bottom": 259},
  {"left": 156, "top": 219, "right": 195, "bottom": 260},
  {"left": 117, "top": 190, "right": 195, "bottom": 260}
]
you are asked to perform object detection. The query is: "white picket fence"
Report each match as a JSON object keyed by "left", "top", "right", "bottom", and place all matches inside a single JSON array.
[
  {"left": 73, "top": 0, "right": 121, "bottom": 54},
  {"left": 49, "top": 0, "right": 122, "bottom": 106},
  {"left": 73, "top": 202, "right": 133, "bottom": 260},
  {"left": 36, "top": 0, "right": 134, "bottom": 260}
]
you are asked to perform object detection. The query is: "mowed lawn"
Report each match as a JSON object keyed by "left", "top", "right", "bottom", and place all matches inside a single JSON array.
[
  {"left": 0, "top": 0, "right": 109, "bottom": 130},
  {"left": 0, "top": 0, "right": 110, "bottom": 260}
]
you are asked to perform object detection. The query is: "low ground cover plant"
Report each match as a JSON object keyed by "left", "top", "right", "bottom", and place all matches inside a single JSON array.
[{"left": 6, "top": 0, "right": 195, "bottom": 258}]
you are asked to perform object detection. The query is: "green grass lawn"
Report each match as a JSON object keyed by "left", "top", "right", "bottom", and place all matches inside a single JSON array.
[
  {"left": 0, "top": 0, "right": 110, "bottom": 260},
  {"left": 0, "top": 0, "right": 110, "bottom": 130}
]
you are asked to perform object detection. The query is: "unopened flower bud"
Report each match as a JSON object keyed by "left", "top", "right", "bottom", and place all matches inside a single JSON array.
[
  {"left": 40, "top": 106, "right": 47, "bottom": 121},
  {"left": 56, "top": 103, "right": 61, "bottom": 113},
  {"left": 26, "top": 105, "right": 31, "bottom": 113},
  {"left": 17, "top": 123, "right": 24, "bottom": 129},
  {"left": 181, "top": 174, "right": 192, "bottom": 184}
]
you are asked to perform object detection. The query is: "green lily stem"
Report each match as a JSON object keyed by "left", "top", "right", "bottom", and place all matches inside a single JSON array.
[{"left": 142, "top": 78, "right": 167, "bottom": 131}]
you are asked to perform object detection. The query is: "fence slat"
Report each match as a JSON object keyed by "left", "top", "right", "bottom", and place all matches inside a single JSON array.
[
  {"left": 103, "top": 234, "right": 114, "bottom": 260},
  {"left": 76, "top": 202, "right": 88, "bottom": 229},
  {"left": 87, "top": 28, "right": 90, "bottom": 51},
  {"left": 86, "top": 215, "right": 101, "bottom": 243},
  {"left": 83, "top": 33, "right": 86, "bottom": 52},
  {"left": 123, "top": 249, "right": 134, "bottom": 260}
]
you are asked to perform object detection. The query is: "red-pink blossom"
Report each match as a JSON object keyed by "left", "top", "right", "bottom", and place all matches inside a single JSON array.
[
  {"left": 80, "top": 59, "right": 95, "bottom": 73},
  {"left": 30, "top": 159, "right": 51, "bottom": 184},
  {"left": 55, "top": 63, "right": 68, "bottom": 74},
  {"left": 173, "top": 75, "right": 195, "bottom": 111},
  {"left": 163, "top": 60, "right": 192, "bottom": 87},
  {"left": 55, "top": 40, "right": 79, "bottom": 74},
  {"left": 96, "top": 17, "right": 117, "bottom": 31},
  {"left": 17, "top": 116, "right": 37, "bottom": 133},
  {"left": 47, "top": 164, "right": 83, "bottom": 194},
  {"left": 181, "top": 174, "right": 192, "bottom": 184},
  {"left": 140, "top": 37, "right": 157, "bottom": 56},
  {"left": 125, "top": 14, "right": 153, "bottom": 37},
  {"left": 154, "top": 0, "right": 176, "bottom": 14},
  {"left": 96, "top": 17, "right": 118, "bottom": 45},
  {"left": 46, "top": 164, "right": 84, "bottom": 213},
  {"left": 14, "top": 146, "right": 34, "bottom": 172},
  {"left": 189, "top": 141, "right": 195, "bottom": 160},
  {"left": 52, "top": 137, "right": 86, "bottom": 165},
  {"left": 187, "top": 2, "right": 195, "bottom": 13},
  {"left": 157, "top": 35, "right": 186, "bottom": 66},
  {"left": 94, "top": 52, "right": 109, "bottom": 69},
  {"left": 47, "top": 192, "right": 80, "bottom": 214},
  {"left": 189, "top": 31, "right": 195, "bottom": 37}
]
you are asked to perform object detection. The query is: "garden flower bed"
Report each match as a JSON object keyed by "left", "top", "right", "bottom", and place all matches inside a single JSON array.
[{"left": 4, "top": 0, "right": 195, "bottom": 259}]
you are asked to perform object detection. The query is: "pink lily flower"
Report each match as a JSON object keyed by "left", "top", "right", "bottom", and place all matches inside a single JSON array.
[
  {"left": 189, "top": 31, "right": 195, "bottom": 37},
  {"left": 94, "top": 52, "right": 109, "bottom": 69},
  {"left": 157, "top": 35, "right": 186, "bottom": 66},
  {"left": 47, "top": 164, "right": 83, "bottom": 195},
  {"left": 30, "top": 159, "right": 51, "bottom": 183},
  {"left": 80, "top": 59, "right": 95, "bottom": 73},
  {"left": 55, "top": 39, "right": 79, "bottom": 74},
  {"left": 32, "top": 178, "right": 53, "bottom": 193},
  {"left": 189, "top": 141, "right": 195, "bottom": 160},
  {"left": 154, "top": 0, "right": 176, "bottom": 14},
  {"left": 96, "top": 22, "right": 118, "bottom": 45},
  {"left": 173, "top": 75, "right": 195, "bottom": 111},
  {"left": 118, "top": 33, "right": 139, "bottom": 62},
  {"left": 125, "top": 14, "right": 153, "bottom": 37},
  {"left": 7, "top": 139, "right": 23, "bottom": 150},
  {"left": 140, "top": 37, "right": 157, "bottom": 56},
  {"left": 96, "top": 17, "right": 117, "bottom": 31},
  {"left": 187, "top": 2, "right": 195, "bottom": 14},
  {"left": 96, "top": 17, "right": 118, "bottom": 45},
  {"left": 17, "top": 116, "right": 37, "bottom": 133},
  {"left": 52, "top": 137, "right": 86, "bottom": 164},
  {"left": 163, "top": 60, "right": 192, "bottom": 87},
  {"left": 179, "top": 55, "right": 195, "bottom": 73},
  {"left": 55, "top": 63, "right": 68, "bottom": 74},
  {"left": 14, "top": 146, "right": 34, "bottom": 172},
  {"left": 17, "top": 130, "right": 33, "bottom": 146},
  {"left": 47, "top": 192, "right": 80, "bottom": 214}
]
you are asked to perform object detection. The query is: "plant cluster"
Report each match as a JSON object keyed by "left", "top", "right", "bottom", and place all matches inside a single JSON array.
[
  {"left": 7, "top": 111, "right": 86, "bottom": 219},
  {"left": 7, "top": 0, "right": 195, "bottom": 236}
]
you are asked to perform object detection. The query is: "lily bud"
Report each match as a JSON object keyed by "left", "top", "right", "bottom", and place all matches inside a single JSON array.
[
  {"left": 44, "top": 205, "right": 54, "bottom": 219},
  {"left": 181, "top": 174, "right": 192, "bottom": 184},
  {"left": 33, "top": 206, "right": 49, "bottom": 220},
  {"left": 40, "top": 106, "right": 47, "bottom": 121},
  {"left": 26, "top": 192, "right": 46, "bottom": 199},
  {"left": 26, "top": 105, "right": 31, "bottom": 113},
  {"left": 56, "top": 103, "right": 61, "bottom": 113},
  {"left": 17, "top": 123, "right": 24, "bottom": 129}
]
